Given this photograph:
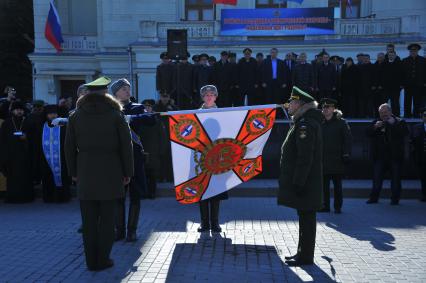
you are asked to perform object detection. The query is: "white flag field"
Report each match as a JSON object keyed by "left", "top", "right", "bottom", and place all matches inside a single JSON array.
[{"left": 165, "top": 105, "right": 278, "bottom": 204}]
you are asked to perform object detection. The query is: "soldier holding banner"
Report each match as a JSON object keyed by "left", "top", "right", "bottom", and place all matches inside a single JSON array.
[{"left": 197, "top": 85, "right": 228, "bottom": 233}]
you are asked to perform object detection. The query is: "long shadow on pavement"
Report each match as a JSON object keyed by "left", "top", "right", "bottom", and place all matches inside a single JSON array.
[{"left": 165, "top": 233, "right": 336, "bottom": 283}]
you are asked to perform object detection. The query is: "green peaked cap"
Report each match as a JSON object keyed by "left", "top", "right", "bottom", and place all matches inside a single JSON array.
[
  {"left": 84, "top": 76, "right": 111, "bottom": 90},
  {"left": 289, "top": 86, "right": 315, "bottom": 103}
]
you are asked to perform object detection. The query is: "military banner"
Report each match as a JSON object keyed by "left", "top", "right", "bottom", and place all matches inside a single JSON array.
[{"left": 166, "top": 105, "right": 277, "bottom": 204}]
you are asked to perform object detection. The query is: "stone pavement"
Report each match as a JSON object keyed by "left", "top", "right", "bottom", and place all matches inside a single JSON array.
[{"left": 0, "top": 198, "right": 425, "bottom": 283}]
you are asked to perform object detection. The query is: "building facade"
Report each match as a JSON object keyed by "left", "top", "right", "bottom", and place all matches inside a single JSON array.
[{"left": 30, "top": 0, "right": 426, "bottom": 103}]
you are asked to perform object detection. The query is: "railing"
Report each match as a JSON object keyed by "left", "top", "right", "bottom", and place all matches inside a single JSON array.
[
  {"left": 61, "top": 35, "right": 98, "bottom": 52},
  {"left": 336, "top": 15, "right": 420, "bottom": 37},
  {"left": 337, "top": 17, "right": 400, "bottom": 36},
  {"left": 140, "top": 15, "right": 420, "bottom": 42}
]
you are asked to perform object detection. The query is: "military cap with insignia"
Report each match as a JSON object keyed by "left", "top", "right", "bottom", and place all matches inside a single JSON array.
[
  {"left": 407, "top": 43, "right": 421, "bottom": 51},
  {"left": 84, "top": 76, "right": 111, "bottom": 92},
  {"left": 320, "top": 98, "right": 338, "bottom": 108},
  {"left": 289, "top": 86, "right": 315, "bottom": 103}
]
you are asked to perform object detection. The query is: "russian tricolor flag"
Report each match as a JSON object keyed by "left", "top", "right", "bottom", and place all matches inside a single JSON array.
[{"left": 44, "top": 1, "right": 63, "bottom": 52}]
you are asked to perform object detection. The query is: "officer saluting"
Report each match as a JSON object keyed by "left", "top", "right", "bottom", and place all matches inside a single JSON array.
[
  {"left": 278, "top": 86, "right": 323, "bottom": 266},
  {"left": 65, "top": 77, "right": 134, "bottom": 271}
]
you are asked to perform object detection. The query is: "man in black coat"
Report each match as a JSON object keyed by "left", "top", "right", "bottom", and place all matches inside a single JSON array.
[
  {"left": 211, "top": 51, "right": 234, "bottom": 107},
  {"left": 411, "top": 108, "right": 426, "bottom": 201},
  {"left": 319, "top": 98, "right": 352, "bottom": 213},
  {"left": 314, "top": 53, "right": 336, "bottom": 101},
  {"left": 255, "top": 52, "right": 265, "bottom": 105},
  {"left": 292, "top": 52, "right": 314, "bottom": 94},
  {"left": 373, "top": 53, "right": 387, "bottom": 117},
  {"left": 173, "top": 53, "right": 194, "bottom": 110},
  {"left": 402, "top": 43, "right": 426, "bottom": 118},
  {"left": 340, "top": 58, "right": 360, "bottom": 118},
  {"left": 236, "top": 48, "right": 258, "bottom": 106},
  {"left": 65, "top": 77, "right": 134, "bottom": 271},
  {"left": 358, "top": 54, "right": 376, "bottom": 118},
  {"left": 366, "top": 103, "right": 409, "bottom": 205},
  {"left": 111, "top": 78, "right": 156, "bottom": 242},
  {"left": 278, "top": 87, "right": 323, "bottom": 266},
  {"left": 261, "top": 48, "right": 291, "bottom": 104},
  {"left": 381, "top": 51, "right": 403, "bottom": 116},
  {"left": 193, "top": 53, "right": 213, "bottom": 107},
  {"left": 156, "top": 52, "right": 175, "bottom": 96}
]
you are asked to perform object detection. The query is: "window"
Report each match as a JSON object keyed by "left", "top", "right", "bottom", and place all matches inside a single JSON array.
[
  {"left": 186, "top": 0, "right": 214, "bottom": 21},
  {"left": 55, "top": 0, "right": 97, "bottom": 35},
  {"left": 256, "top": 0, "right": 287, "bottom": 8},
  {"left": 329, "top": 0, "right": 361, "bottom": 19}
]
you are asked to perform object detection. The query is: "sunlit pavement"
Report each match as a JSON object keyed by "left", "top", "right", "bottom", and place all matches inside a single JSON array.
[{"left": 0, "top": 197, "right": 425, "bottom": 282}]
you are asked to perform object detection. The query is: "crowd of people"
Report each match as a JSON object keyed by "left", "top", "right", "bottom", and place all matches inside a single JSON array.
[
  {"left": 0, "top": 69, "right": 425, "bottom": 270},
  {"left": 157, "top": 43, "right": 426, "bottom": 118}
]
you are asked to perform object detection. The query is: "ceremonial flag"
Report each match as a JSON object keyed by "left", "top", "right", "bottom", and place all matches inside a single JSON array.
[
  {"left": 167, "top": 105, "right": 277, "bottom": 204},
  {"left": 44, "top": 1, "right": 63, "bottom": 52},
  {"left": 213, "top": 0, "right": 237, "bottom": 5}
]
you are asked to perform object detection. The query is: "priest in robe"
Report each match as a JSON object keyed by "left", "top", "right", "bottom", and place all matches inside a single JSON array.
[
  {"left": 40, "top": 104, "right": 71, "bottom": 203},
  {"left": 0, "top": 101, "right": 34, "bottom": 203}
]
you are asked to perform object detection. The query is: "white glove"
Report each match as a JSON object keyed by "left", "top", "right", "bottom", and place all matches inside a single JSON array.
[{"left": 51, "top": 118, "right": 68, "bottom": 126}]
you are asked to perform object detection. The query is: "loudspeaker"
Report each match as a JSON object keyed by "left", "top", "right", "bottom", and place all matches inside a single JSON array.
[{"left": 167, "top": 29, "right": 188, "bottom": 60}]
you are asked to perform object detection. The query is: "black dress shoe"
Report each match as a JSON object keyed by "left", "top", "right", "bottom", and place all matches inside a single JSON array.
[
  {"left": 197, "top": 224, "right": 210, "bottom": 232},
  {"left": 211, "top": 224, "right": 222, "bottom": 233},
  {"left": 95, "top": 259, "right": 114, "bottom": 271},
  {"left": 390, "top": 200, "right": 399, "bottom": 205},
  {"left": 284, "top": 254, "right": 299, "bottom": 260},
  {"left": 286, "top": 259, "right": 314, "bottom": 266},
  {"left": 366, "top": 199, "right": 378, "bottom": 204},
  {"left": 318, "top": 208, "right": 330, "bottom": 213}
]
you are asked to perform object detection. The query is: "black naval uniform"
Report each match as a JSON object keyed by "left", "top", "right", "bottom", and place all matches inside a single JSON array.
[
  {"left": 402, "top": 54, "right": 425, "bottom": 118},
  {"left": 321, "top": 110, "right": 352, "bottom": 213},
  {"left": 278, "top": 87, "right": 323, "bottom": 266},
  {"left": 115, "top": 101, "right": 156, "bottom": 242},
  {"left": 64, "top": 78, "right": 134, "bottom": 271}
]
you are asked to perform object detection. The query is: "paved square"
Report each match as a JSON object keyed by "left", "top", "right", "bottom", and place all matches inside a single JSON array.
[{"left": 0, "top": 197, "right": 425, "bottom": 282}]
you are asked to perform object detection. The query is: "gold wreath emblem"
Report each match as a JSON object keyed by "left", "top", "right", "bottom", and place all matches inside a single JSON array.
[
  {"left": 246, "top": 113, "right": 271, "bottom": 135},
  {"left": 199, "top": 138, "right": 247, "bottom": 175},
  {"left": 173, "top": 119, "right": 201, "bottom": 144}
]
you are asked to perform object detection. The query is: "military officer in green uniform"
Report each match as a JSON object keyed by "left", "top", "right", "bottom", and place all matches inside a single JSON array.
[
  {"left": 65, "top": 77, "right": 134, "bottom": 271},
  {"left": 278, "top": 86, "right": 323, "bottom": 266}
]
